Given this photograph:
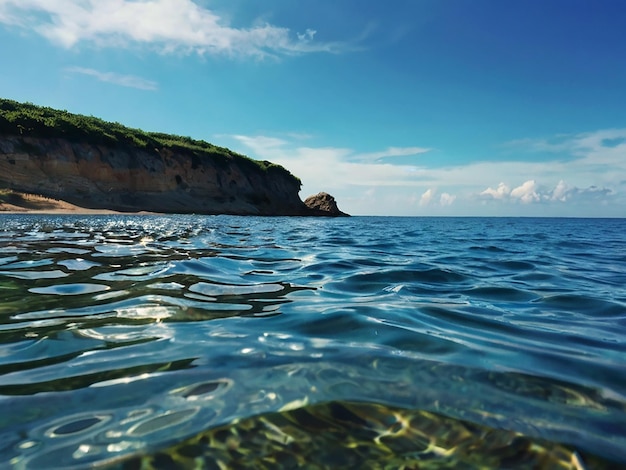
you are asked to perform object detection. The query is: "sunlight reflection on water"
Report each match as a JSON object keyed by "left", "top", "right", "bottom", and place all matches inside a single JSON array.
[{"left": 0, "top": 214, "right": 624, "bottom": 468}]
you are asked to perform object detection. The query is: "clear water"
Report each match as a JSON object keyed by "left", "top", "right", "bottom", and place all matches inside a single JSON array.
[{"left": 0, "top": 215, "right": 624, "bottom": 468}]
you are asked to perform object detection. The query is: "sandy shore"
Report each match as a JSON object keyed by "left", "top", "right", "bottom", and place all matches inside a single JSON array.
[{"left": 0, "top": 190, "right": 131, "bottom": 214}]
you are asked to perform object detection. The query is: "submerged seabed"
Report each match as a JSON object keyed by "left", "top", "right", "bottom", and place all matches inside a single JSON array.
[{"left": 0, "top": 215, "right": 624, "bottom": 469}]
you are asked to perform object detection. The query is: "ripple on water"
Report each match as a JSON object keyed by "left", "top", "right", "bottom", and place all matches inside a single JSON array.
[
  {"left": 29, "top": 283, "right": 110, "bottom": 295},
  {"left": 57, "top": 259, "right": 101, "bottom": 271},
  {"left": 463, "top": 286, "right": 539, "bottom": 302},
  {"left": 0, "top": 215, "right": 625, "bottom": 468},
  {"left": 536, "top": 294, "right": 626, "bottom": 318},
  {"left": 491, "top": 260, "right": 537, "bottom": 271},
  {"left": 188, "top": 281, "right": 285, "bottom": 297},
  {"left": 47, "top": 414, "right": 112, "bottom": 437},
  {"left": 337, "top": 267, "right": 470, "bottom": 295},
  {"left": 0, "top": 270, "right": 69, "bottom": 280},
  {"left": 128, "top": 408, "right": 200, "bottom": 437},
  {"left": 173, "top": 378, "right": 233, "bottom": 400}
]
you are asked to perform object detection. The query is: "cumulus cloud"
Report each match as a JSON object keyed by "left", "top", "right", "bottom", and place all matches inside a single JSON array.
[
  {"left": 479, "top": 179, "right": 614, "bottom": 206},
  {"left": 440, "top": 192, "right": 456, "bottom": 206},
  {"left": 553, "top": 184, "right": 613, "bottom": 202},
  {"left": 0, "top": 0, "right": 347, "bottom": 57},
  {"left": 480, "top": 182, "right": 510, "bottom": 200},
  {"left": 419, "top": 188, "right": 435, "bottom": 207},
  {"left": 230, "top": 134, "right": 418, "bottom": 189},
  {"left": 510, "top": 180, "right": 540, "bottom": 203},
  {"left": 479, "top": 179, "right": 545, "bottom": 203},
  {"left": 551, "top": 180, "right": 568, "bottom": 202},
  {"left": 65, "top": 66, "right": 158, "bottom": 90},
  {"left": 226, "top": 129, "right": 623, "bottom": 216},
  {"left": 418, "top": 189, "right": 456, "bottom": 207}
]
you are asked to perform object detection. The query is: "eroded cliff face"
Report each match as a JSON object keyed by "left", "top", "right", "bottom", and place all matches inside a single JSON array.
[{"left": 0, "top": 135, "right": 308, "bottom": 215}]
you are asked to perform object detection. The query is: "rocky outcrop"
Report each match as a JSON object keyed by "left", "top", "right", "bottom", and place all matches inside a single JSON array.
[
  {"left": 0, "top": 135, "right": 313, "bottom": 215},
  {"left": 304, "top": 192, "right": 349, "bottom": 217}
]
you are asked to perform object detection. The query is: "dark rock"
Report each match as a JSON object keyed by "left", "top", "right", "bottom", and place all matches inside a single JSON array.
[{"left": 303, "top": 192, "right": 349, "bottom": 217}]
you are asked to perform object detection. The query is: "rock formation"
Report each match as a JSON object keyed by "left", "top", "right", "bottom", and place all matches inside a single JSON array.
[
  {"left": 303, "top": 192, "right": 349, "bottom": 217},
  {"left": 0, "top": 98, "right": 348, "bottom": 216},
  {"left": 0, "top": 134, "right": 310, "bottom": 215}
]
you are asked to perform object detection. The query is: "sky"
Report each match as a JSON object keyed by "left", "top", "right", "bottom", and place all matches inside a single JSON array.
[{"left": 1, "top": 0, "right": 625, "bottom": 217}]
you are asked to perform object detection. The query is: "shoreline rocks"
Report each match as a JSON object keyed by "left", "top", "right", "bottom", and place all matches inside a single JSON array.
[{"left": 303, "top": 192, "right": 349, "bottom": 217}]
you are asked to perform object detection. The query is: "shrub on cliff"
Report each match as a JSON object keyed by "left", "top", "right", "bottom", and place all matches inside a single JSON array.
[{"left": 0, "top": 97, "right": 299, "bottom": 184}]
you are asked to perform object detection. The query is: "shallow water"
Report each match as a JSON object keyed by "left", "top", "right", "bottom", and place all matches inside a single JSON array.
[{"left": 0, "top": 215, "right": 624, "bottom": 468}]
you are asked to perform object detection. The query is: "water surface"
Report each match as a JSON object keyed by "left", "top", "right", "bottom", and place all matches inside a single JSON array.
[{"left": 0, "top": 215, "right": 624, "bottom": 468}]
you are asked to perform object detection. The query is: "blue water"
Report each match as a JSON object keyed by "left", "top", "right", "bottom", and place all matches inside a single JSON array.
[{"left": 0, "top": 215, "right": 624, "bottom": 468}]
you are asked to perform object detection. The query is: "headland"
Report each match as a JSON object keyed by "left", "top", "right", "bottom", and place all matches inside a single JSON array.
[{"left": 0, "top": 98, "right": 348, "bottom": 217}]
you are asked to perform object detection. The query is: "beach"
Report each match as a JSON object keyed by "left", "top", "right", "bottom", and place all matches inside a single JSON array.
[{"left": 0, "top": 190, "right": 147, "bottom": 214}]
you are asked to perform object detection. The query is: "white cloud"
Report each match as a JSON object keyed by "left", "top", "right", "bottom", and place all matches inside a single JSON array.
[
  {"left": 551, "top": 180, "right": 568, "bottom": 202},
  {"left": 297, "top": 29, "right": 316, "bottom": 41},
  {"left": 510, "top": 180, "right": 540, "bottom": 203},
  {"left": 419, "top": 188, "right": 435, "bottom": 207},
  {"left": 230, "top": 134, "right": 422, "bottom": 190},
  {"left": 417, "top": 188, "right": 456, "bottom": 207},
  {"left": 0, "top": 0, "right": 347, "bottom": 57},
  {"left": 352, "top": 146, "right": 430, "bottom": 163},
  {"left": 478, "top": 179, "right": 614, "bottom": 207},
  {"left": 480, "top": 182, "right": 510, "bottom": 200},
  {"left": 440, "top": 192, "right": 456, "bottom": 206},
  {"left": 572, "top": 129, "right": 626, "bottom": 166},
  {"left": 65, "top": 66, "right": 158, "bottom": 90},
  {"left": 506, "top": 128, "right": 626, "bottom": 168},
  {"left": 226, "top": 129, "right": 624, "bottom": 216},
  {"left": 231, "top": 135, "right": 288, "bottom": 153},
  {"left": 551, "top": 184, "right": 613, "bottom": 203}
]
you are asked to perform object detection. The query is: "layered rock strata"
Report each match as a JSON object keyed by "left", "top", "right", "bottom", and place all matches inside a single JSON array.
[{"left": 0, "top": 135, "right": 315, "bottom": 215}]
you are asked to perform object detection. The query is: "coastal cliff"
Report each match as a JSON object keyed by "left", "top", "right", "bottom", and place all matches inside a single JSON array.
[
  {"left": 0, "top": 134, "right": 306, "bottom": 215},
  {"left": 0, "top": 98, "right": 347, "bottom": 216}
]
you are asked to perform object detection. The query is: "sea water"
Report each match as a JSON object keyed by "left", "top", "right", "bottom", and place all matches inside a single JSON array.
[{"left": 0, "top": 215, "right": 624, "bottom": 468}]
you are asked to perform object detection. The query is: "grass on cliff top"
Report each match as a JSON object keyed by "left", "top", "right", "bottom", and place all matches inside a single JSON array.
[{"left": 0, "top": 98, "right": 299, "bottom": 183}]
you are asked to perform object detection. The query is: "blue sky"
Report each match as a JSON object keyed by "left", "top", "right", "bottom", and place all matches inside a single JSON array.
[{"left": 1, "top": 0, "right": 625, "bottom": 216}]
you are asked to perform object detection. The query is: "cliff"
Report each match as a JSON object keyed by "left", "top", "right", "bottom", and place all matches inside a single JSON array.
[
  {"left": 0, "top": 134, "right": 306, "bottom": 215},
  {"left": 0, "top": 98, "right": 347, "bottom": 216}
]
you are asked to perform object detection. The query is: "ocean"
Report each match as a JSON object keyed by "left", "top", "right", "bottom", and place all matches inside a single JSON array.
[{"left": 0, "top": 215, "right": 624, "bottom": 469}]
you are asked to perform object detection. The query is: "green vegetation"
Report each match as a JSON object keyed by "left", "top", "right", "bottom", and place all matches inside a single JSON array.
[
  {"left": 0, "top": 98, "right": 299, "bottom": 182},
  {"left": 0, "top": 189, "right": 59, "bottom": 210},
  {"left": 0, "top": 188, "right": 12, "bottom": 203}
]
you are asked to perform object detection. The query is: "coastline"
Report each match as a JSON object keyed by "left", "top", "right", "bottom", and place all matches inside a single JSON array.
[
  {"left": 0, "top": 191, "right": 145, "bottom": 215},
  {"left": 0, "top": 190, "right": 349, "bottom": 217}
]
